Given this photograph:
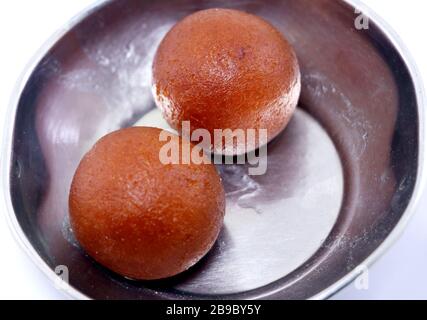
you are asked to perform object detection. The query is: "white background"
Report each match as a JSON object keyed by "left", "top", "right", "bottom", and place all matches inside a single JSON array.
[{"left": 0, "top": 0, "right": 426, "bottom": 300}]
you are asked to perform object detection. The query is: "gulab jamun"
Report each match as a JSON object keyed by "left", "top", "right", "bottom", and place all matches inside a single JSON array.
[
  {"left": 69, "top": 127, "right": 225, "bottom": 280},
  {"left": 152, "top": 8, "right": 301, "bottom": 154}
]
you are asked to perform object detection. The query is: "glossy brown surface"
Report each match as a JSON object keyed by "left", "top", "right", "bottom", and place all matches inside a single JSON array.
[
  {"left": 69, "top": 127, "right": 225, "bottom": 280},
  {"left": 152, "top": 8, "right": 301, "bottom": 154}
]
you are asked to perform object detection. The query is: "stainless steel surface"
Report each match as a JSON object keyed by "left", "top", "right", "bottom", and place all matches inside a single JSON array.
[
  {"left": 2, "top": 0, "right": 425, "bottom": 299},
  {"left": 136, "top": 108, "right": 343, "bottom": 295}
]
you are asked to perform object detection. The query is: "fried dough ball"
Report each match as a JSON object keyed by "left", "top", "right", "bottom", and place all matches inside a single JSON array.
[
  {"left": 69, "top": 127, "right": 225, "bottom": 280},
  {"left": 152, "top": 8, "right": 301, "bottom": 154}
]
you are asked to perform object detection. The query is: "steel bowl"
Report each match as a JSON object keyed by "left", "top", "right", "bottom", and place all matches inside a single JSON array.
[{"left": 2, "top": 0, "right": 425, "bottom": 299}]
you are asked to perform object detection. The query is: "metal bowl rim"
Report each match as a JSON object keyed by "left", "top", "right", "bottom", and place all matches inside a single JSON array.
[{"left": 1, "top": 0, "right": 425, "bottom": 300}]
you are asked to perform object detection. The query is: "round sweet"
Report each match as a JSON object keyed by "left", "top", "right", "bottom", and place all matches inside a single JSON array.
[
  {"left": 69, "top": 127, "right": 225, "bottom": 280},
  {"left": 152, "top": 8, "right": 301, "bottom": 154}
]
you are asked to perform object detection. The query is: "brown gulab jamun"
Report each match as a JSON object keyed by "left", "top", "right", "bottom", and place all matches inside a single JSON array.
[
  {"left": 69, "top": 127, "right": 225, "bottom": 280},
  {"left": 152, "top": 8, "right": 301, "bottom": 155}
]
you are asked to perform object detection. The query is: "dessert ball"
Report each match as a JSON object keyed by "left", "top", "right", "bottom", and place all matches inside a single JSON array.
[
  {"left": 69, "top": 127, "right": 225, "bottom": 280},
  {"left": 152, "top": 8, "right": 301, "bottom": 155}
]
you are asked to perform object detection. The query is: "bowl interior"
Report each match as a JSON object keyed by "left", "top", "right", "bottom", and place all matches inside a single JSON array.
[{"left": 8, "top": 0, "right": 419, "bottom": 299}]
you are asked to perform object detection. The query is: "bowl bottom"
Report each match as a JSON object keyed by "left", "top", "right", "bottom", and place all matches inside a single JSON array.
[{"left": 133, "top": 108, "right": 343, "bottom": 295}]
